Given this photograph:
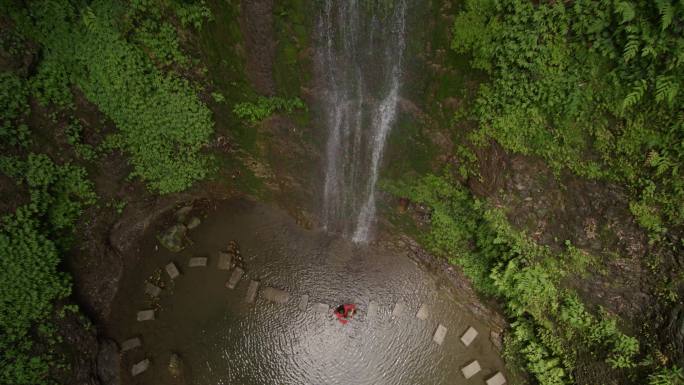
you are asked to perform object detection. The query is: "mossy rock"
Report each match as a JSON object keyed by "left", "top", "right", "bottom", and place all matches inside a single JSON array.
[{"left": 158, "top": 224, "right": 187, "bottom": 252}]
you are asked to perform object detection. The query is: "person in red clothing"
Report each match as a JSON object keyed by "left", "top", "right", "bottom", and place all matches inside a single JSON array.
[{"left": 334, "top": 304, "right": 356, "bottom": 325}]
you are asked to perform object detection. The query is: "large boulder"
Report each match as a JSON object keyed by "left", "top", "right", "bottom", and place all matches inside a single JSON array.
[
  {"left": 158, "top": 224, "right": 187, "bottom": 252},
  {"left": 96, "top": 339, "right": 121, "bottom": 385}
]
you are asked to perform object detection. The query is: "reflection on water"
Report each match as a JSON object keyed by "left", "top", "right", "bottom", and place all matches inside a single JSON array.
[{"left": 108, "top": 200, "right": 505, "bottom": 385}]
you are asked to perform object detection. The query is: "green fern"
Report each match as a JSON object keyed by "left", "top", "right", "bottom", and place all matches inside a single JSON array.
[
  {"left": 655, "top": 0, "right": 675, "bottom": 30},
  {"left": 81, "top": 7, "right": 96, "bottom": 32},
  {"left": 623, "top": 35, "right": 640, "bottom": 62},
  {"left": 615, "top": 1, "right": 636, "bottom": 23},
  {"left": 623, "top": 79, "right": 647, "bottom": 110},
  {"left": 655, "top": 75, "right": 679, "bottom": 105}
]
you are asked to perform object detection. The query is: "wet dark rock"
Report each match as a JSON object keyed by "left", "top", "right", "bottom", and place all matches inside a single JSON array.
[
  {"left": 96, "top": 339, "right": 121, "bottom": 385},
  {"left": 240, "top": 0, "right": 276, "bottom": 95},
  {"left": 667, "top": 304, "right": 684, "bottom": 355},
  {"left": 158, "top": 224, "right": 188, "bottom": 252},
  {"left": 470, "top": 147, "right": 651, "bottom": 322}
]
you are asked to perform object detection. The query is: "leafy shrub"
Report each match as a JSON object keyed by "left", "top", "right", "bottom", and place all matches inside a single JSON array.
[
  {"left": 65, "top": 122, "right": 97, "bottom": 161},
  {"left": 452, "top": 0, "right": 684, "bottom": 239},
  {"left": 649, "top": 366, "right": 684, "bottom": 385},
  {"left": 30, "top": 59, "right": 74, "bottom": 108},
  {"left": 0, "top": 72, "right": 30, "bottom": 147},
  {"left": 11, "top": 0, "right": 214, "bottom": 194},
  {"left": 387, "top": 174, "right": 640, "bottom": 385},
  {"left": 233, "top": 96, "right": 306, "bottom": 123},
  {"left": 0, "top": 153, "right": 95, "bottom": 385}
]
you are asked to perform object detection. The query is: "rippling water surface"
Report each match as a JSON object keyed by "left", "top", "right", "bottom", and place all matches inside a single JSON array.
[{"left": 109, "top": 200, "right": 505, "bottom": 385}]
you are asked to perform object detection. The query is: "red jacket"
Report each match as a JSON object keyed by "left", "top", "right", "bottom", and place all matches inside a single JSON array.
[{"left": 334, "top": 304, "right": 356, "bottom": 325}]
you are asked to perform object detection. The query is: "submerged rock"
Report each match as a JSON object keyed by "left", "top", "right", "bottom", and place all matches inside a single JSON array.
[
  {"left": 186, "top": 216, "right": 201, "bottom": 230},
  {"left": 168, "top": 353, "right": 186, "bottom": 379},
  {"left": 158, "top": 224, "right": 187, "bottom": 252}
]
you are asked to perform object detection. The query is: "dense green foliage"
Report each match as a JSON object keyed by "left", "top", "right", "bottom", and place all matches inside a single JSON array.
[
  {"left": 0, "top": 154, "right": 95, "bottom": 385},
  {"left": 388, "top": 174, "right": 640, "bottom": 385},
  {"left": 7, "top": 0, "right": 214, "bottom": 194},
  {"left": 452, "top": 0, "right": 684, "bottom": 242},
  {"left": 0, "top": 72, "right": 30, "bottom": 147},
  {"left": 233, "top": 96, "right": 306, "bottom": 123}
]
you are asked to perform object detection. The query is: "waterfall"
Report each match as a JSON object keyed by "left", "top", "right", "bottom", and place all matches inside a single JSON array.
[{"left": 317, "top": 0, "right": 407, "bottom": 243}]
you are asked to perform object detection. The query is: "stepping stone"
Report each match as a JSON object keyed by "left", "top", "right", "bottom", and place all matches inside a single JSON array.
[
  {"left": 136, "top": 310, "right": 155, "bottom": 322},
  {"left": 391, "top": 301, "right": 406, "bottom": 318},
  {"left": 366, "top": 301, "right": 378, "bottom": 320},
  {"left": 165, "top": 262, "right": 180, "bottom": 279},
  {"left": 298, "top": 295, "right": 309, "bottom": 311},
  {"left": 486, "top": 372, "right": 507, "bottom": 385},
  {"left": 144, "top": 282, "right": 161, "bottom": 298},
  {"left": 225, "top": 267, "right": 244, "bottom": 289},
  {"left": 416, "top": 303, "right": 429, "bottom": 320},
  {"left": 120, "top": 337, "right": 141, "bottom": 352},
  {"left": 312, "top": 303, "right": 329, "bottom": 314},
  {"left": 433, "top": 324, "right": 448, "bottom": 345},
  {"left": 245, "top": 280, "right": 259, "bottom": 303},
  {"left": 188, "top": 257, "right": 208, "bottom": 267},
  {"left": 460, "top": 326, "right": 479, "bottom": 346},
  {"left": 461, "top": 360, "right": 481, "bottom": 379},
  {"left": 217, "top": 251, "right": 232, "bottom": 270},
  {"left": 131, "top": 358, "right": 150, "bottom": 376},
  {"left": 261, "top": 287, "right": 290, "bottom": 304}
]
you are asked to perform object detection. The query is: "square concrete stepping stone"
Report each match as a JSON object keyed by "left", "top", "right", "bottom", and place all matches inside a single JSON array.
[
  {"left": 433, "top": 324, "right": 448, "bottom": 345},
  {"left": 144, "top": 282, "right": 161, "bottom": 298},
  {"left": 165, "top": 262, "right": 180, "bottom": 279},
  {"left": 136, "top": 310, "right": 155, "bottom": 321},
  {"left": 245, "top": 280, "right": 259, "bottom": 303},
  {"left": 120, "top": 337, "right": 141, "bottom": 352},
  {"left": 416, "top": 303, "right": 429, "bottom": 320},
  {"left": 366, "top": 301, "right": 378, "bottom": 320},
  {"left": 460, "top": 326, "right": 478, "bottom": 346},
  {"left": 217, "top": 251, "right": 232, "bottom": 270},
  {"left": 486, "top": 372, "right": 507, "bottom": 385},
  {"left": 131, "top": 358, "right": 150, "bottom": 376},
  {"left": 298, "top": 295, "right": 309, "bottom": 311},
  {"left": 312, "top": 303, "right": 329, "bottom": 314},
  {"left": 188, "top": 257, "right": 208, "bottom": 267},
  {"left": 225, "top": 267, "right": 244, "bottom": 289},
  {"left": 461, "top": 360, "right": 481, "bottom": 379},
  {"left": 391, "top": 301, "right": 406, "bottom": 318},
  {"left": 261, "top": 287, "right": 290, "bottom": 304}
]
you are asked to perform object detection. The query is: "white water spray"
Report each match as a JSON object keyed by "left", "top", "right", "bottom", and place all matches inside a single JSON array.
[{"left": 317, "top": 0, "right": 408, "bottom": 243}]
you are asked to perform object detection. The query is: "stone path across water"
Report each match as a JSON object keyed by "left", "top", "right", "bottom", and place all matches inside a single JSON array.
[{"left": 125, "top": 246, "right": 507, "bottom": 384}]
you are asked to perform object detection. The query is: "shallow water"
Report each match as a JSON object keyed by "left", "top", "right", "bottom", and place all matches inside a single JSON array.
[{"left": 109, "top": 200, "right": 505, "bottom": 385}]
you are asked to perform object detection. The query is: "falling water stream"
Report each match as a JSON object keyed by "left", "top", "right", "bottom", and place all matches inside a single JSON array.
[{"left": 318, "top": 0, "right": 408, "bottom": 242}]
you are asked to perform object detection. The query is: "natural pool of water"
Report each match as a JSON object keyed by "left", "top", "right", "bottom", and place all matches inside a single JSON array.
[{"left": 108, "top": 199, "right": 505, "bottom": 385}]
